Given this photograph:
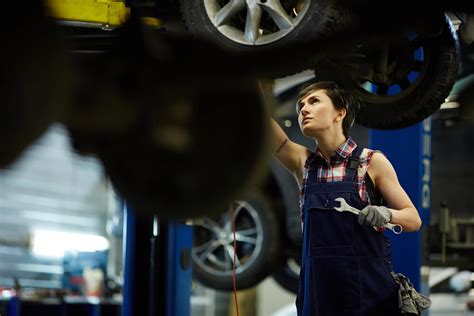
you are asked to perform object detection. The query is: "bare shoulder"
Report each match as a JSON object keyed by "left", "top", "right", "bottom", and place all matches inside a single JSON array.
[
  {"left": 367, "top": 151, "right": 398, "bottom": 181},
  {"left": 370, "top": 151, "right": 389, "bottom": 165}
]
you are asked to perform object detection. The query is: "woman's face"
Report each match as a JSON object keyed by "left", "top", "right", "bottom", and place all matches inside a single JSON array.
[{"left": 297, "top": 89, "right": 341, "bottom": 137}]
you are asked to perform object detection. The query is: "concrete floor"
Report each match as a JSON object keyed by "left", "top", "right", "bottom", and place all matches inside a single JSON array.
[
  {"left": 264, "top": 267, "right": 474, "bottom": 316},
  {"left": 269, "top": 293, "right": 474, "bottom": 316},
  {"left": 430, "top": 293, "right": 474, "bottom": 316},
  {"left": 194, "top": 268, "right": 474, "bottom": 316}
]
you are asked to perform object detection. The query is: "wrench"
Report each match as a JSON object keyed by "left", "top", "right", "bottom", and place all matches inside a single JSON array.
[{"left": 334, "top": 197, "right": 403, "bottom": 234}]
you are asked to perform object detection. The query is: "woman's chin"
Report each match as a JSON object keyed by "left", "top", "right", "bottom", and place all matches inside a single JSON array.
[
  {"left": 301, "top": 127, "right": 322, "bottom": 140},
  {"left": 301, "top": 128, "right": 314, "bottom": 138}
]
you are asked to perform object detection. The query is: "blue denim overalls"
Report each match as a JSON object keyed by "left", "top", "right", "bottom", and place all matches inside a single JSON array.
[{"left": 296, "top": 146, "right": 401, "bottom": 316}]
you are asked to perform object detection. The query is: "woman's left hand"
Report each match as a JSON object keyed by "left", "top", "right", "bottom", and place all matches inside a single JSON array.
[{"left": 358, "top": 205, "right": 392, "bottom": 227}]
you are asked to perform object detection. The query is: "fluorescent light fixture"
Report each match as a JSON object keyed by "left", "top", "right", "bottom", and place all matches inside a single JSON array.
[{"left": 31, "top": 230, "right": 109, "bottom": 258}]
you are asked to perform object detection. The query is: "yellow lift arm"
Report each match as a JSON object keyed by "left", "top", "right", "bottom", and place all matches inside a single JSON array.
[{"left": 44, "top": 0, "right": 131, "bottom": 29}]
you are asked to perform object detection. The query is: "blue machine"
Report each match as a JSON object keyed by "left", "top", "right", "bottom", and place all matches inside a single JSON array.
[
  {"left": 370, "top": 118, "right": 432, "bottom": 298},
  {"left": 122, "top": 204, "right": 193, "bottom": 316}
]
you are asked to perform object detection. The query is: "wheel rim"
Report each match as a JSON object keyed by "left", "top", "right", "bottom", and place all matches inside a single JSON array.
[
  {"left": 352, "top": 32, "right": 429, "bottom": 102},
  {"left": 192, "top": 200, "right": 264, "bottom": 277},
  {"left": 286, "top": 257, "right": 300, "bottom": 275},
  {"left": 203, "top": 0, "right": 311, "bottom": 46}
]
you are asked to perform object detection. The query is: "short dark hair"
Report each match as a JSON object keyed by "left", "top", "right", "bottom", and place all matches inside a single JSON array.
[{"left": 296, "top": 81, "right": 361, "bottom": 137}]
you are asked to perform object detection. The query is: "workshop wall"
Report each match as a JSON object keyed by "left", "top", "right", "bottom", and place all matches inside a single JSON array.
[
  {"left": 432, "top": 118, "right": 474, "bottom": 218},
  {"left": 0, "top": 124, "right": 110, "bottom": 289}
]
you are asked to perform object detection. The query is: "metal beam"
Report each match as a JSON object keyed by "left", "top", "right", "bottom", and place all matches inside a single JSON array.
[{"left": 44, "top": 0, "right": 130, "bottom": 29}]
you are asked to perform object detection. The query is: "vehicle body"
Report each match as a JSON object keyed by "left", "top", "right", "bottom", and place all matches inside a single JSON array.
[{"left": 44, "top": 0, "right": 467, "bottom": 129}]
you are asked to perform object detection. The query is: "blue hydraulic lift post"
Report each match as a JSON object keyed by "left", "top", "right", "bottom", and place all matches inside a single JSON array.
[
  {"left": 8, "top": 295, "right": 20, "bottom": 316},
  {"left": 369, "top": 118, "right": 432, "bottom": 302},
  {"left": 165, "top": 222, "right": 193, "bottom": 316},
  {"left": 122, "top": 203, "right": 193, "bottom": 316},
  {"left": 122, "top": 203, "right": 136, "bottom": 316}
]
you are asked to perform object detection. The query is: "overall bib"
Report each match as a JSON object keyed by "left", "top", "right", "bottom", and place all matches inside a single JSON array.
[{"left": 296, "top": 146, "right": 401, "bottom": 316}]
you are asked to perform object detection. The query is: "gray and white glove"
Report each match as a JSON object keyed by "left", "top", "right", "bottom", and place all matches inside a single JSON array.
[{"left": 358, "top": 205, "right": 392, "bottom": 227}]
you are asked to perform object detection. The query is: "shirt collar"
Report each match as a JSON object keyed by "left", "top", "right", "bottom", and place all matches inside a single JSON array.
[{"left": 316, "top": 137, "right": 358, "bottom": 162}]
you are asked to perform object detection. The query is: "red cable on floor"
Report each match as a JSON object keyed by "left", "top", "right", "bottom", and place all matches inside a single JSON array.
[{"left": 231, "top": 205, "right": 240, "bottom": 316}]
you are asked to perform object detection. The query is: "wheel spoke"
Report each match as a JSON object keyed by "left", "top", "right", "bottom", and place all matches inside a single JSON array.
[
  {"left": 245, "top": 3, "right": 263, "bottom": 44},
  {"left": 207, "top": 253, "right": 227, "bottom": 269},
  {"left": 224, "top": 244, "right": 231, "bottom": 270},
  {"left": 199, "top": 221, "right": 217, "bottom": 234},
  {"left": 234, "top": 232, "right": 257, "bottom": 244},
  {"left": 215, "top": 0, "right": 246, "bottom": 27},
  {"left": 260, "top": 0, "right": 294, "bottom": 31},
  {"left": 202, "top": 217, "right": 223, "bottom": 235},
  {"left": 199, "top": 241, "right": 221, "bottom": 262},
  {"left": 224, "top": 202, "right": 245, "bottom": 232},
  {"left": 193, "top": 239, "right": 215, "bottom": 254},
  {"left": 225, "top": 244, "right": 241, "bottom": 268},
  {"left": 387, "top": 59, "right": 398, "bottom": 75},
  {"left": 223, "top": 205, "right": 234, "bottom": 232}
]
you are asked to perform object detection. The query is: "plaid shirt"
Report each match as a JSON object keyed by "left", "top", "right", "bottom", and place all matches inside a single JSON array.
[{"left": 300, "top": 137, "right": 376, "bottom": 214}]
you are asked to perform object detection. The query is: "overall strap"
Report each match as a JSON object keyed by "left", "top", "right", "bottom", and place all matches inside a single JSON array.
[{"left": 344, "top": 145, "right": 364, "bottom": 182}]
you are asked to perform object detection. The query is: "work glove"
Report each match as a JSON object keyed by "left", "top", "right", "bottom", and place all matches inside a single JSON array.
[{"left": 358, "top": 205, "right": 392, "bottom": 227}]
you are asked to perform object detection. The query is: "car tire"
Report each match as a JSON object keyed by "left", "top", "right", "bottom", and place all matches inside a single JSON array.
[
  {"left": 192, "top": 194, "right": 280, "bottom": 291},
  {"left": 314, "top": 13, "right": 460, "bottom": 129},
  {"left": 1, "top": 2, "right": 71, "bottom": 168},
  {"left": 180, "top": 0, "right": 348, "bottom": 76},
  {"left": 66, "top": 24, "right": 270, "bottom": 219},
  {"left": 272, "top": 255, "right": 300, "bottom": 294}
]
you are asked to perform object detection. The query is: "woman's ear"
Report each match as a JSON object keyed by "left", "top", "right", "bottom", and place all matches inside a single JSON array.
[{"left": 335, "top": 108, "right": 347, "bottom": 122}]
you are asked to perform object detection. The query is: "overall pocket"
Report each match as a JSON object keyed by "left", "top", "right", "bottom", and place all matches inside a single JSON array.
[
  {"left": 311, "top": 256, "right": 361, "bottom": 314},
  {"left": 308, "top": 207, "right": 355, "bottom": 248},
  {"left": 305, "top": 190, "right": 357, "bottom": 249}
]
